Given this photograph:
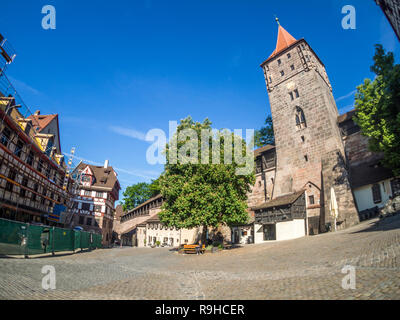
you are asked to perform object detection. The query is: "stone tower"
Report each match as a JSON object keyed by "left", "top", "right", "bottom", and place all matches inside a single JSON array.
[{"left": 260, "top": 24, "right": 359, "bottom": 232}]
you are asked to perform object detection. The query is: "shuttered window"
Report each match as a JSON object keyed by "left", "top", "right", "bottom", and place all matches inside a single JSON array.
[
  {"left": 372, "top": 184, "right": 382, "bottom": 203},
  {"left": 391, "top": 178, "right": 400, "bottom": 197}
]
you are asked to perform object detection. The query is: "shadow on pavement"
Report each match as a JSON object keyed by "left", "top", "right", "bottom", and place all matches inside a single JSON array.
[{"left": 351, "top": 214, "right": 400, "bottom": 234}]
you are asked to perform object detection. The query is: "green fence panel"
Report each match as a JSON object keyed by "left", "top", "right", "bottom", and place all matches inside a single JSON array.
[
  {"left": 80, "top": 231, "right": 90, "bottom": 249},
  {"left": 99, "top": 234, "right": 103, "bottom": 248},
  {"left": 0, "top": 218, "right": 103, "bottom": 256},
  {"left": 53, "top": 228, "right": 74, "bottom": 252},
  {"left": 73, "top": 230, "right": 81, "bottom": 250},
  {"left": 0, "top": 219, "right": 26, "bottom": 255},
  {"left": 89, "top": 232, "right": 95, "bottom": 250},
  {"left": 27, "top": 225, "right": 53, "bottom": 255}
]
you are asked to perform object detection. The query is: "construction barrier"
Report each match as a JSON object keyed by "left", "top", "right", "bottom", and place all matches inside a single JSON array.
[{"left": 0, "top": 218, "right": 102, "bottom": 257}]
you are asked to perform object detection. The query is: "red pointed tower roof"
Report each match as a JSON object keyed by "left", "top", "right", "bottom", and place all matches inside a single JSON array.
[{"left": 268, "top": 25, "right": 298, "bottom": 60}]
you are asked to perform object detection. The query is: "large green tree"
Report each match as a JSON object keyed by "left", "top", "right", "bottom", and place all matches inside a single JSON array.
[
  {"left": 158, "top": 116, "right": 255, "bottom": 243},
  {"left": 353, "top": 44, "right": 400, "bottom": 175},
  {"left": 122, "top": 179, "right": 161, "bottom": 211},
  {"left": 254, "top": 115, "right": 275, "bottom": 148}
]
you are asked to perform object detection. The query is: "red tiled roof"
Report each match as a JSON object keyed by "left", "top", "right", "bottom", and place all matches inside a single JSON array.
[
  {"left": 252, "top": 190, "right": 305, "bottom": 211},
  {"left": 337, "top": 109, "right": 356, "bottom": 124},
  {"left": 28, "top": 114, "right": 58, "bottom": 132},
  {"left": 268, "top": 25, "right": 297, "bottom": 60},
  {"left": 254, "top": 144, "right": 275, "bottom": 157}
]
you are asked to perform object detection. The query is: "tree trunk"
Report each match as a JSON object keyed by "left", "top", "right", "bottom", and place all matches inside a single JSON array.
[{"left": 201, "top": 225, "right": 207, "bottom": 245}]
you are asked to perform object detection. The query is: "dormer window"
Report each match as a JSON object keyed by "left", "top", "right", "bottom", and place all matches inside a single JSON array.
[{"left": 81, "top": 174, "right": 92, "bottom": 184}]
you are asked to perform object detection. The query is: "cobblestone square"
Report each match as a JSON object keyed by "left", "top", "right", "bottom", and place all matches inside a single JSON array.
[{"left": 1, "top": 216, "right": 399, "bottom": 300}]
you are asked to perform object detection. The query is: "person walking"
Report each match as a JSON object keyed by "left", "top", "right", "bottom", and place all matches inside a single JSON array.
[{"left": 196, "top": 240, "right": 202, "bottom": 255}]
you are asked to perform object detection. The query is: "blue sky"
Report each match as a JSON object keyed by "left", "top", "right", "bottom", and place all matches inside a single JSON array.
[{"left": 1, "top": 0, "right": 399, "bottom": 200}]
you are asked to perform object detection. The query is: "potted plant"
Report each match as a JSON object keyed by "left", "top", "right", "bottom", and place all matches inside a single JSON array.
[{"left": 156, "top": 240, "right": 160, "bottom": 247}]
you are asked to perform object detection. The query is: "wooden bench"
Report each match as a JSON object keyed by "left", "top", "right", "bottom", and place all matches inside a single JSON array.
[{"left": 182, "top": 244, "right": 205, "bottom": 254}]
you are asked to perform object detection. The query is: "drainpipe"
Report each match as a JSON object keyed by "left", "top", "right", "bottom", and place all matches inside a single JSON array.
[{"left": 305, "top": 191, "right": 309, "bottom": 236}]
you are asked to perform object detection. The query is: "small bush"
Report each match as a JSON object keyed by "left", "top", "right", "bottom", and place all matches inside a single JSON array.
[{"left": 212, "top": 241, "right": 221, "bottom": 247}]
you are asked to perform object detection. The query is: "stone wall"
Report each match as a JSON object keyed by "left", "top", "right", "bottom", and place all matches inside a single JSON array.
[
  {"left": 247, "top": 169, "right": 276, "bottom": 208},
  {"left": 321, "top": 150, "right": 360, "bottom": 230},
  {"left": 117, "top": 207, "right": 161, "bottom": 236}
]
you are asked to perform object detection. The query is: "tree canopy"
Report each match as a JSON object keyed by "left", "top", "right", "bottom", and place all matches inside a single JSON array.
[
  {"left": 121, "top": 179, "right": 161, "bottom": 211},
  {"left": 254, "top": 115, "right": 275, "bottom": 148},
  {"left": 158, "top": 116, "right": 255, "bottom": 241},
  {"left": 353, "top": 44, "right": 400, "bottom": 175}
]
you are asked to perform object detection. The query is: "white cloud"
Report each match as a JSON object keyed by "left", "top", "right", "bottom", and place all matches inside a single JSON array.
[
  {"left": 338, "top": 104, "right": 355, "bottom": 114},
  {"left": 64, "top": 153, "right": 160, "bottom": 180},
  {"left": 8, "top": 76, "right": 41, "bottom": 96},
  {"left": 336, "top": 90, "right": 356, "bottom": 102},
  {"left": 109, "top": 125, "right": 147, "bottom": 142}
]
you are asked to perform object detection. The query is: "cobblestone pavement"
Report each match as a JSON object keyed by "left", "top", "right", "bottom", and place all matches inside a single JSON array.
[{"left": 1, "top": 215, "right": 400, "bottom": 300}]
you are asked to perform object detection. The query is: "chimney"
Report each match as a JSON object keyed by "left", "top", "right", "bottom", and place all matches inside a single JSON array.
[
  {"left": 34, "top": 110, "right": 40, "bottom": 115},
  {"left": 104, "top": 159, "right": 109, "bottom": 168}
]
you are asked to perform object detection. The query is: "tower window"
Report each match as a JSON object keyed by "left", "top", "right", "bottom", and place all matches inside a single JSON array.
[
  {"left": 289, "top": 89, "right": 299, "bottom": 100},
  {"left": 269, "top": 76, "right": 272, "bottom": 83},
  {"left": 295, "top": 107, "right": 307, "bottom": 129},
  {"left": 277, "top": 59, "right": 281, "bottom": 65},
  {"left": 291, "top": 64, "right": 295, "bottom": 71},
  {"left": 280, "top": 70, "right": 284, "bottom": 76},
  {"left": 287, "top": 53, "right": 291, "bottom": 59},
  {"left": 301, "top": 136, "right": 305, "bottom": 142},
  {"left": 304, "top": 155, "right": 308, "bottom": 162}
]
